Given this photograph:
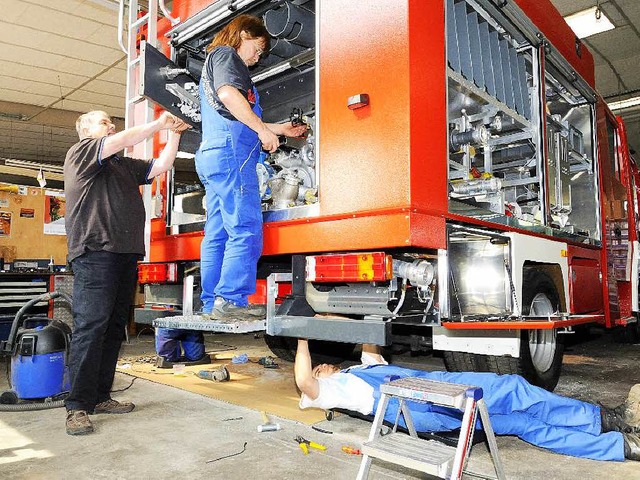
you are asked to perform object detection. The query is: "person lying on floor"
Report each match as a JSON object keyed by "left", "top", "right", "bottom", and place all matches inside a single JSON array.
[{"left": 294, "top": 339, "right": 640, "bottom": 462}]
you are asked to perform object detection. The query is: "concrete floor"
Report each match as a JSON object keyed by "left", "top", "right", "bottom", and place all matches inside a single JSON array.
[{"left": 1, "top": 327, "right": 639, "bottom": 480}]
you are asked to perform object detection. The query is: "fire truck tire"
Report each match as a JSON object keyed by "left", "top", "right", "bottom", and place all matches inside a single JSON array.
[
  {"left": 442, "top": 351, "right": 478, "bottom": 372},
  {"left": 264, "top": 335, "right": 297, "bottom": 362},
  {"left": 263, "top": 334, "right": 356, "bottom": 364},
  {"left": 518, "top": 271, "right": 564, "bottom": 391},
  {"left": 443, "top": 271, "right": 563, "bottom": 391},
  {"left": 614, "top": 322, "right": 640, "bottom": 344}
]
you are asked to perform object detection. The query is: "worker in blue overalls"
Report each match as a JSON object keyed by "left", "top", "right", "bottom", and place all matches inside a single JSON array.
[
  {"left": 295, "top": 339, "right": 640, "bottom": 462},
  {"left": 155, "top": 328, "right": 207, "bottom": 367},
  {"left": 196, "top": 14, "right": 307, "bottom": 321}
]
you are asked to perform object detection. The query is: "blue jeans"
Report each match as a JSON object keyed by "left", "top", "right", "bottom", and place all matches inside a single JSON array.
[{"left": 64, "top": 251, "right": 139, "bottom": 412}]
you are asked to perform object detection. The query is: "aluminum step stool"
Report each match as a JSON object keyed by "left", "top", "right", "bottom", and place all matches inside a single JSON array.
[{"left": 356, "top": 377, "right": 505, "bottom": 480}]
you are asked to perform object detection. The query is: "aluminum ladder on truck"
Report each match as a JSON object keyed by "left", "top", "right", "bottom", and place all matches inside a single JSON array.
[
  {"left": 117, "top": 0, "right": 180, "bottom": 261},
  {"left": 356, "top": 377, "right": 506, "bottom": 480}
]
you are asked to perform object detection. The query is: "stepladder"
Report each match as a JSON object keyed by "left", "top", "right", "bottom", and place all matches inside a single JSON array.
[{"left": 356, "top": 377, "right": 506, "bottom": 480}]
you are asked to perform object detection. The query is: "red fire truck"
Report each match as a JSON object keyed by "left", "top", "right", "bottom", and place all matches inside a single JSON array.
[{"left": 125, "top": 0, "right": 640, "bottom": 390}]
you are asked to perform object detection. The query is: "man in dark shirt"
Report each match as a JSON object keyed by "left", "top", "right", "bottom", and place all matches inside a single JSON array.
[{"left": 63, "top": 110, "right": 188, "bottom": 435}]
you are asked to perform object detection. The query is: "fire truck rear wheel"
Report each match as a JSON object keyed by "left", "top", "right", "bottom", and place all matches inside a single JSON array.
[
  {"left": 614, "top": 322, "right": 640, "bottom": 344},
  {"left": 263, "top": 334, "right": 356, "bottom": 364},
  {"left": 442, "top": 271, "right": 564, "bottom": 391},
  {"left": 518, "top": 271, "right": 564, "bottom": 391}
]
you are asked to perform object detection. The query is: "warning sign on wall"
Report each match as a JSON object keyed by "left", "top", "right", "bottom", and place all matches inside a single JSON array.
[
  {"left": 44, "top": 191, "right": 66, "bottom": 235},
  {"left": 0, "top": 212, "right": 12, "bottom": 237}
]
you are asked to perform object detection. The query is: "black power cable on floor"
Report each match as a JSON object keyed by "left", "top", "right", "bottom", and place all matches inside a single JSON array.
[
  {"left": 111, "top": 376, "right": 138, "bottom": 393},
  {"left": 206, "top": 442, "right": 248, "bottom": 464}
]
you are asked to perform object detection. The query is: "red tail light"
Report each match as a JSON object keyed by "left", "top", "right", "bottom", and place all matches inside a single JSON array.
[
  {"left": 138, "top": 263, "right": 178, "bottom": 284},
  {"left": 306, "top": 252, "right": 392, "bottom": 282}
]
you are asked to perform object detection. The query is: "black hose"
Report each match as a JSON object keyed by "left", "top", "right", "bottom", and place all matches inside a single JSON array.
[
  {"left": 5, "top": 291, "right": 73, "bottom": 353},
  {"left": 0, "top": 399, "right": 65, "bottom": 411},
  {"left": 2, "top": 291, "right": 73, "bottom": 394}
]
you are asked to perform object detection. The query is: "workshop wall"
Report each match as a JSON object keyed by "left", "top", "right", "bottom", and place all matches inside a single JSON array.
[{"left": 0, "top": 185, "right": 67, "bottom": 265}]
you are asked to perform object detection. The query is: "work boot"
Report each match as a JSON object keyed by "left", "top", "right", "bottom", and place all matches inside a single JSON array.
[
  {"left": 66, "top": 410, "right": 94, "bottom": 436},
  {"left": 601, "top": 406, "right": 635, "bottom": 433},
  {"left": 617, "top": 384, "right": 640, "bottom": 427},
  {"left": 92, "top": 398, "right": 135, "bottom": 414},
  {"left": 623, "top": 432, "right": 640, "bottom": 461},
  {"left": 209, "top": 297, "right": 266, "bottom": 321}
]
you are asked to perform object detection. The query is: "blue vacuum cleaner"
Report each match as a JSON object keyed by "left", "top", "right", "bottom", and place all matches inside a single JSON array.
[{"left": 0, "top": 292, "right": 72, "bottom": 410}]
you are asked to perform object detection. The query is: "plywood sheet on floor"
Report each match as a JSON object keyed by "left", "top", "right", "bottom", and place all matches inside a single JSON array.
[{"left": 116, "top": 352, "right": 326, "bottom": 425}]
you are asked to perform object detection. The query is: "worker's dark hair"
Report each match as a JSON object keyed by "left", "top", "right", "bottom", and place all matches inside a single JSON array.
[{"left": 206, "top": 14, "right": 270, "bottom": 53}]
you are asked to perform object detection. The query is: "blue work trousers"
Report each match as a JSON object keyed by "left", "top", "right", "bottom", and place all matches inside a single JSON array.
[
  {"left": 196, "top": 137, "right": 263, "bottom": 311},
  {"left": 350, "top": 366, "right": 625, "bottom": 461},
  {"left": 195, "top": 84, "right": 263, "bottom": 312},
  {"left": 64, "top": 251, "right": 138, "bottom": 412},
  {"left": 155, "top": 328, "right": 205, "bottom": 362}
]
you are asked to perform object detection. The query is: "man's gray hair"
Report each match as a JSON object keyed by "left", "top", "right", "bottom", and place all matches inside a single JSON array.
[{"left": 75, "top": 111, "right": 107, "bottom": 139}]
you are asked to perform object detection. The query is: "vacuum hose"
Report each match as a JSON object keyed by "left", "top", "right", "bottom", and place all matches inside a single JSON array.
[
  {"left": 0, "top": 399, "right": 65, "bottom": 411},
  {"left": 5, "top": 291, "right": 73, "bottom": 353}
]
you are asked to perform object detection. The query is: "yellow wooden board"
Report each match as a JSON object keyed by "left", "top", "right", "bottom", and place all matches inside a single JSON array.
[{"left": 116, "top": 353, "right": 326, "bottom": 425}]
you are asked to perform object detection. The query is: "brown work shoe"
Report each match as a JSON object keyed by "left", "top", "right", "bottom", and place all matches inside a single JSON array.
[
  {"left": 66, "top": 410, "right": 94, "bottom": 436},
  {"left": 92, "top": 399, "right": 135, "bottom": 414}
]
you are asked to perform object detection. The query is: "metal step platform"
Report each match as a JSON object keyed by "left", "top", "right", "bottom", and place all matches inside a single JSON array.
[
  {"left": 152, "top": 314, "right": 266, "bottom": 333},
  {"left": 363, "top": 433, "right": 457, "bottom": 477},
  {"left": 357, "top": 377, "right": 505, "bottom": 480}
]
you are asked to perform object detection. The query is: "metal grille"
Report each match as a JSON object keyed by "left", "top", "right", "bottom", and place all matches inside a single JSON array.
[{"left": 447, "top": 0, "right": 530, "bottom": 119}]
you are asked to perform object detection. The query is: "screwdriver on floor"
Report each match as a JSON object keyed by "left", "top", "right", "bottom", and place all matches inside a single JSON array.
[{"left": 342, "top": 446, "right": 362, "bottom": 455}]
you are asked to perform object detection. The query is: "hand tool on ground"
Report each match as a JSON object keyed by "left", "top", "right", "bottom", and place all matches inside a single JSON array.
[
  {"left": 341, "top": 446, "right": 361, "bottom": 455},
  {"left": 311, "top": 425, "right": 333, "bottom": 434},
  {"left": 258, "top": 356, "right": 279, "bottom": 369},
  {"left": 295, "top": 435, "right": 326, "bottom": 454},
  {"left": 196, "top": 366, "right": 230, "bottom": 382},
  {"left": 258, "top": 411, "right": 281, "bottom": 432}
]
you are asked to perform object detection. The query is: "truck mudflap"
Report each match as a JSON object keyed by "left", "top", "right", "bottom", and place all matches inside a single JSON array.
[{"left": 153, "top": 315, "right": 265, "bottom": 334}]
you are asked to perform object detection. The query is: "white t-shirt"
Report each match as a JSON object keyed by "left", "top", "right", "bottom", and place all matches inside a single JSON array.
[{"left": 298, "top": 352, "right": 388, "bottom": 415}]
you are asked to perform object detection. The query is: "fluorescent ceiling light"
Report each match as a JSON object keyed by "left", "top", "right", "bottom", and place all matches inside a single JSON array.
[
  {"left": 565, "top": 6, "right": 615, "bottom": 39},
  {"left": 608, "top": 96, "right": 640, "bottom": 111},
  {"left": 2, "top": 158, "right": 64, "bottom": 174}
]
